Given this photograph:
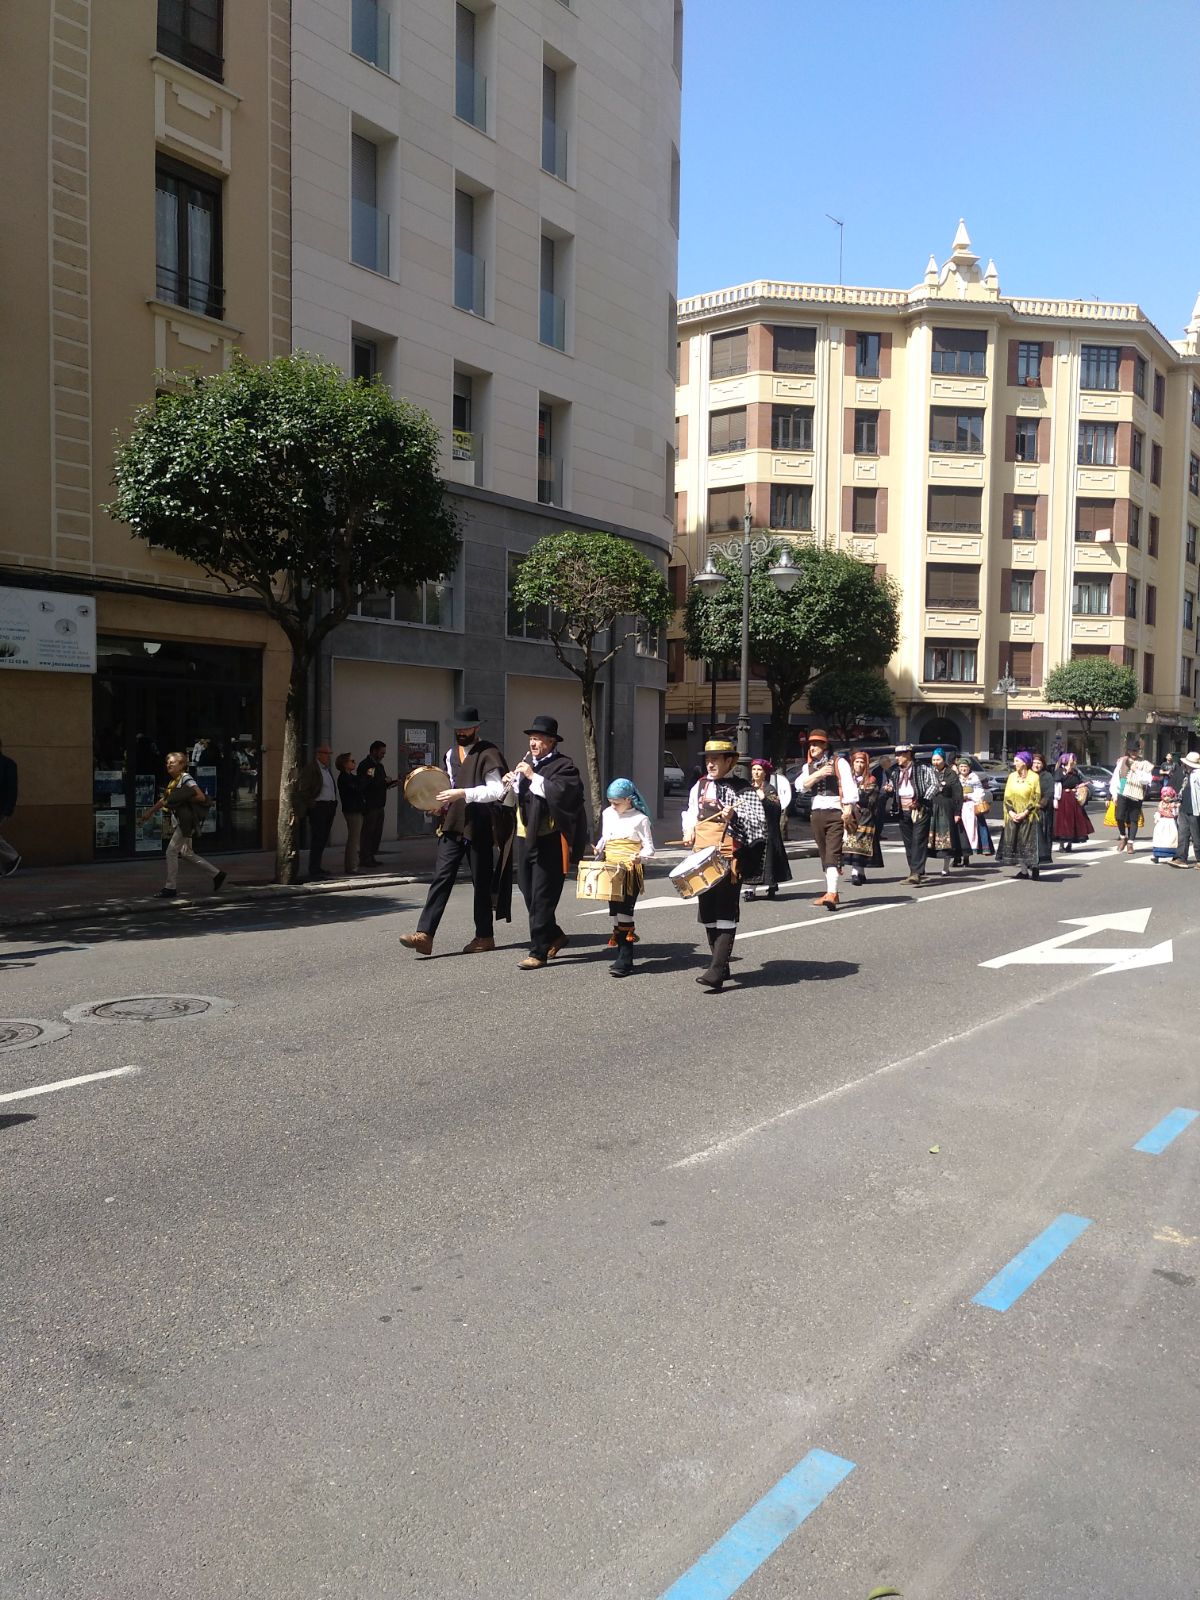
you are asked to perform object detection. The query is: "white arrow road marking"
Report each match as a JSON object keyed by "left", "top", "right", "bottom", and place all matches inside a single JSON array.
[{"left": 980, "top": 907, "right": 1173, "bottom": 975}]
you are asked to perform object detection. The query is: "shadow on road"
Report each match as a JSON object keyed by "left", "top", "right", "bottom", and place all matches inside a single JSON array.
[
  {"left": 0, "top": 1114, "right": 38, "bottom": 1131},
  {"left": 734, "top": 958, "right": 860, "bottom": 988}
]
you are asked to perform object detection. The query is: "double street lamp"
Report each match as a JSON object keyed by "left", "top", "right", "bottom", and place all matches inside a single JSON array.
[
  {"left": 692, "top": 500, "right": 800, "bottom": 772},
  {"left": 994, "top": 673, "right": 1019, "bottom": 763}
]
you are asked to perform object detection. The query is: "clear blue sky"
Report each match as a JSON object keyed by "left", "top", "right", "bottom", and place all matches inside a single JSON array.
[{"left": 678, "top": 0, "right": 1200, "bottom": 339}]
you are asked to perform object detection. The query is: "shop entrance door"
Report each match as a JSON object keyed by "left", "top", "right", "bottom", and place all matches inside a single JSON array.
[{"left": 395, "top": 718, "right": 440, "bottom": 838}]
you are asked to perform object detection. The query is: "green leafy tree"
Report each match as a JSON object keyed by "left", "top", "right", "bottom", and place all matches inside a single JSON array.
[
  {"left": 806, "top": 667, "right": 895, "bottom": 742},
  {"left": 108, "top": 353, "right": 460, "bottom": 882},
  {"left": 684, "top": 543, "right": 901, "bottom": 762},
  {"left": 1043, "top": 657, "right": 1138, "bottom": 762},
  {"left": 509, "top": 530, "right": 673, "bottom": 824}
]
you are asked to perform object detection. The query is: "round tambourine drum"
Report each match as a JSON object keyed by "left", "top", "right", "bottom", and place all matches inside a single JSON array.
[{"left": 402, "top": 765, "right": 446, "bottom": 813}]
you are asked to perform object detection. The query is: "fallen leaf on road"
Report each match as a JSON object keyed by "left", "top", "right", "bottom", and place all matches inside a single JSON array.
[
  {"left": 928, "top": 1145, "right": 940, "bottom": 1155},
  {"left": 868, "top": 1588, "right": 903, "bottom": 1598}
]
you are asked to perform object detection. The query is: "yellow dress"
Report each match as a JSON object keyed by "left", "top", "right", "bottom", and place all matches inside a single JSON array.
[{"left": 997, "top": 770, "right": 1041, "bottom": 868}]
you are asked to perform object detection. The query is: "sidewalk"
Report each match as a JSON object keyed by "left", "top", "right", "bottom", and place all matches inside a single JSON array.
[{"left": 0, "top": 838, "right": 439, "bottom": 933}]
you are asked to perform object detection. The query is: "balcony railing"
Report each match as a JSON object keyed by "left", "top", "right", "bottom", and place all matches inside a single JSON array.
[
  {"left": 456, "top": 63, "right": 487, "bottom": 129},
  {"left": 931, "top": 351, "right": 986, "bottom": 376},
  {"left": 928, "top": 519, "right": 982, "bottom": 533},
  {"left": 537, "top": 455, "right": 563, "bottom": 506},
  {"left": 773, "top": 353, "right": 816, "bottom": 375},
  {"left": 709, "top": 437, "right": 747, "bottom": 456},
  {"left": 351, "top": 200, "right": 390, "bottom": 275},
  {"left": 154, "top": 266, "right": 224, "bottom": 320},
  {"left": 929, "top": 437, "right": 984, "bottom": 454},
  {"left": 351, "top": 0, "right": 390, "bottom": 70},
  {"left": 925, "top": 596, "right": 980, "bottom": 610},
  {"left": 541, "top": 119, "right": 568, "bottom": 180},
  {"left": 710, "top": 361, "right": 748, "bottom": 380},
  {"left": 539, "top": 288, "right": 566, "bottom": 350},
  {"left": 772, "top": 431, "right": 813, "bottom": 451},
  {"left": 454, "top": 248, "right": 486, "bottom": 315}
]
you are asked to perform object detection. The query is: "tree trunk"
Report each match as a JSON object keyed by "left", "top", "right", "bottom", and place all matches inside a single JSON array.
[
  {"left": 275, "top": 646, "right": 308, "bottom": 884},
  {"left": 767, "top": 681, "right": 797, "bottom": 766},
  {"left": 1078, "top": 712, "right": 1094, "bottom": 765},
  {"left": 579, "top": 670, "right": 602, "bottom": 835}
]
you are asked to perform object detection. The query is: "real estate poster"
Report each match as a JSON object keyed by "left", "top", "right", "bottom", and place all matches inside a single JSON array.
[
  {"left": 134, "top": 775, "right": 161, "bottom": 853},
  {"left": 94, "top": 810, "right": 120, "bottom": 849}
]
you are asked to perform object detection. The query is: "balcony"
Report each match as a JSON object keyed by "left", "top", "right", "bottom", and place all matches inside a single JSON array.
[
  {"left": 155, "top": 265, "right": 224, "bottom": 320},
  {"left": 454, "top": 248, "right": 486, "bottom": 316},
  {"left": 351, "top": 200, "right": 390, "bottom": 276},
  {"left": 447, "top": 429, "right": 482, "bottom": 486},
  {"left": 351, "top": 0, "right": 390, "bottom": 70},
  {"left": 539, "top": 288, "right": 566, "bottom": 351},
  {"left": 709, "top": 437, "right": 747, "bottom": 457},
  {"left": 931, "top": 351, "right": 986, "bottom": 377},
  {"left": 456, "top": 63, "right": 487, "bottom": 130},
  {"left": 537, "top": 455, "right": 563, "bottom": 506},
  {"left": 928, "top": 436, "right": 983, "bottom": 454},
  {"left": 541, "top": 119, "right": 568, "bottom": 181},
  {"left": 928, "top": 520, "right": 982, "bottom": 533}
]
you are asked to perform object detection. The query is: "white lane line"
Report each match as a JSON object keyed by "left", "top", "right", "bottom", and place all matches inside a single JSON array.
[{"left": 0, "top": 1065, "right": 141, "bottom": 1104}]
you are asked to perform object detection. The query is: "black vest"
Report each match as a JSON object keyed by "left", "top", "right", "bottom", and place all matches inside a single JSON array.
[{"left": 442, "top": 741, "right": 505, "bottom": 838}]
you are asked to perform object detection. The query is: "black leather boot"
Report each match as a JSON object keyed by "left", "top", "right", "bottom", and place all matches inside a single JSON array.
[
  {"left": 610, "top": 926, "right": 635, "bottom": 976},
  {"left": 697, "top": 929, "right": 734, "bottom": 990}
]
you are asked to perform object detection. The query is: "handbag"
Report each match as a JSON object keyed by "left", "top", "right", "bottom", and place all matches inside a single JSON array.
[
  {"left": 974, "top": 798, "right": 990, "bottom": 817},
  {"left": 1103, "top": 798, "right": 1117, "bottom": 827}
]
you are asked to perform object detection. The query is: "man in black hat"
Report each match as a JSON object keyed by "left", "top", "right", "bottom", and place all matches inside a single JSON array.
[
  {"left": 398, "top": 707, "right": 513, "bottom": 956},
  {"left": 503, "top": 715, "right": 588, "bottom": 970}
]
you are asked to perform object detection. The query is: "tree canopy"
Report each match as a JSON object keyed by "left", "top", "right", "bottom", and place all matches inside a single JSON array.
[
  {"left": 1044, "top": 656, "right": 1138, "bottom": 760},
  {"left": 684, "top": 542, "right": 900, "bottom": 760},
  {"left": 510, "top": 529, "right": 672, "bottom": 823},
  {"left": 806, "top": 667, "right": 895, "bottom": 741}
]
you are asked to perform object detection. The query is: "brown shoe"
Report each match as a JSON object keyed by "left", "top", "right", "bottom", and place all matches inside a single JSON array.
[
  {"left": 518, "top": 955, "right": 547, "bottom": 970},
  {"left": 399, "top": 932, "right": 434, "bottom": 955},
  {"left": 546, "top": 933, "right": 569, "bottom": 959},
  {"left": 820, "top": 892, "right": 839, "bottom": 910},
  {"left": 810, "top": 894, "right": 828, "bottom": 906},
  {"left": 462, "top": 936, "right": 496, "bottom": 953}
]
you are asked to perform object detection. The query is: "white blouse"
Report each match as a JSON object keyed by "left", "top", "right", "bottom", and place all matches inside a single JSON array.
[{"left": 596, "top": 806, "right": 656, "bottom": 858}]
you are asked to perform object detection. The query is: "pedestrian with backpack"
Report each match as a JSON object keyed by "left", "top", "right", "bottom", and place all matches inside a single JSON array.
[{"left": 139, "top": 751, "right": 226, "bottom": 899}]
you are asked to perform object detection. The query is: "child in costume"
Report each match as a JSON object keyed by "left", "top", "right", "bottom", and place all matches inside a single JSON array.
[
  {"left": 1151, "top": 786, "right": 1179, "bottom": 863},
  {"left": 594, "top": 778, "right": 655, "bottom": 976}
]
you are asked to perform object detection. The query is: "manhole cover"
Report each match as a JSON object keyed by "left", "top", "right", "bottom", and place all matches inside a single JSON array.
[
  {"left": 63, "top": 995, "right": 235, "bottom": 1025},
  {"left": 0, "top": 1019, "right": 72, "bottom": 1053}
]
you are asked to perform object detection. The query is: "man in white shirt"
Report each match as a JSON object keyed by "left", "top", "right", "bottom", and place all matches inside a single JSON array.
[
  {"left": 1169, "top": 750, "right": 1200, "bottom": 866},
  {"left": 294, "top": 743, "right": 338, "bottom": 879},
  {"left": 795, "top": 729, "right": 858, "bottom": 909}
]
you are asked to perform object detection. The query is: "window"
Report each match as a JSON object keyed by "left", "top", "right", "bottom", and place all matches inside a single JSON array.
[
  {"left": 710, "top": 329, "right": 748, "bottom": 378},
  {"left": 1080, "top": 344, "right": 1119, "bottom": 390},
  {"left": 929, "top": 407, "right": 984, "bottom": 453},
  {"left": 925, "top": 563, "right": 980, "bottom": 609},
  {"left": 351, "top": 135, "right": 389, "bottom": 275},
  {"left": 924, "top": 642, "right": 977, "bottom": 682},
  {"left": 1146, "top": 584, "right": 1157, "bottom": 626},
  {"left": 537, "top": 401, "right": 563, "bottom": 506},
  {"left": 454, "top": 188, "right": 485, "bottom": 314},
  {"left": 155, "top": 158, "right": 223, "bottom": 317},
  {"left": 707, "top": 485, "right": 744, "bottom": 534},
  {"left": 928, "top": 487, "right": 983, "bottom": 532},
  {"left": 157, "top": 0, "right": 222, "bottom": 80},
  {"left": 1133, "top": 354, "right": 1147, "bottom": 399},
  {"left": 674, "top": 415, "right": 684, "bottom": 460},
  {"left": 1010, "top": 496, "right": 1037, "bottom": 539},
  {"left": 456, "top": 7, "right": 487, "bottom": 128},
  {"left": 507, "top": 552, "right": 555, "bottom": 639},
  {"left": 541, "top": 60, "right": 569, "bottom": 179},
  {"left": 1183, "top": 656, "right": 1194, "bottom": 696},
  {"left": 1120, "top": 646, "right": 1136, "bottom": 671},
  {"left": 708, "top": 407, "right": 747, "bottom": 455},
  {"left": 1125, "top": 576, "right": 1139, "bottom": 619},
  {"left": 669, "top": 296, "right": 679, "bottom": 381},
  {"left": 770, "top": 484, "right": 812, "bottom": 531},
  {"left": 1008, "top": 643, "right": 1034, "bottom": 686},
  {"left": 1016, "top": 341, "right": 1042, "bottom": 385},
  {"left": 852, "top": 489, "right": 877, "bottom": 533},
  {"left": 1191, "top": 455, "right": 1200, "bottom": 496},
  {"left": 355, "top": 579, "right": 455, "bottom": 630},
  {"left": 771, "top": 405, "right": 813, "bottom": 451},
  {"left": 539, "top": 234, "right": 567, "bottom": 350},
  {"left": 1189, "top": 525, "right": 1198, "bottom": 563},
  {"left": 1072, "top": 576, "right": 1111, "bottom": 615},
  {"left": 1187, "top": 593, "right": 1196, "bottom": 630},
  {"left": 352, "top": 338, "right": 377, "bottom": 384},
  {"left": 672, "top": 0, "right": 683, "bottom": 78},
  {"left": 667, "top": 639, "right": 685, "bottom": 683},
  {"left": 1078, "top": 421, "right": 1116, "bottom": 465},
  {"left": 1147, "top": 513, "right": 1159, "bottom": 557},
  {"left": 1143, "top": 652, "right": 1155, "bottom": 693},
  {"left": 853, "top": 410, "right": 878, "bottom": 455},
  {"left": 931, "top": 327, "right": 987, "bottom": 376},
  {"left": 1075, "top": 499, "right": 1114, "bottom": 542},
  {"left": 669, "top": 144, "right": 680, "bottom": 235},
  {"left": 351, "top": 0, "right": 389, "bottom": 71},
  {"left": 1193, "top": 386, "right": 1200, "bottom": 427},
  {"left": 856, "top": 332, "right": 880, "bottom": 378},
  {"left": 1153, "top": 371, "right": 1166, "bottom": 415},
  {"left": 1010, "top": 574, "right": 1034, "bottom": 614},
  {"left": 1131, "top": 428, "right": 1144, "bottom": 473},
  {"left": 452, "top": 370, "right": 482, "bottom": 479},
  {"left": 771, "top": 325, "right": 816, "bottom": 374},
  {"left": 1151, "top": 441, "right": 1162, "bottom": 485},
  {"left": 1014, "top": 418, "right": 1038, "bottom": 462}
]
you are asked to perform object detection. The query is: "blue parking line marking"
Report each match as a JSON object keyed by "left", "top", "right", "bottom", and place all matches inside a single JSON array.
[
  {"left": 972, "top": 1214, "right": 1092, "bottom": 1312},
  {"left": 656, "top": 1447, "right": 854, "bottom": 1600},
  {"left": 1133, "top": 1108, "right": 1199, "bottom": 1155}
]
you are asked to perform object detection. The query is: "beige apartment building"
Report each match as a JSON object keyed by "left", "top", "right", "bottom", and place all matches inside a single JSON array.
[
  {"left": 0, "top": 2, "right": 291, "bottom": 864},
  {"left": 669, "top": 223, "right": 1200, "bottom": 767},
  {"left": 292, "top": 0, "right": 681, "bottom": 835}
]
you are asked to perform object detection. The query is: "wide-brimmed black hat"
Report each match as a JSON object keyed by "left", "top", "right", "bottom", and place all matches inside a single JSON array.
[
  {"left": 452, "top": 704, "right": 481, "bottom": 726},
  {"left": 524, "top": 714, "right": 562, "bottom": 740}
]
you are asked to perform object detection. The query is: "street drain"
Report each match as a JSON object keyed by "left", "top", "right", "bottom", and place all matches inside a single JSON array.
[
  {"left": 0, "top": 1019, "right": 72, "bottom": 1053},
  {"left": 63, "top": 995, "right": 235, "bottom": 1025}
]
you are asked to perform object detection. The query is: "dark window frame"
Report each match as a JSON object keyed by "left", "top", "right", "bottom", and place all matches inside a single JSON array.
[
  {"left": 769, "top": 483, "right": 812, "bottom": 532},
  {"left": 1014, "top": 417, "right": 1038, "bottom": 462},
  {"left": 1010, "top": 573, "right": 1034, "bottom": 614},
  {"left": 855, "top": 331, "right": 881, "bottom": 379},
  {"left": 157, "top": 0, "right": 223, "bottom": 80},
  {"left": 1016, "top": 341, "right": 1042, "bottom": 385},
  {"left": 154, "top": 154, "right": 224, "bottom": 319},
  {"left": 1080, "top": 344, "right": 1120, "bottom": 391},
  {"left": 853, "top": 410, "right": 878, "bottom": 455},
  {"left": 929, "top": 406, "right": 984, "bottom": 454},
  {"left": 771, "top": 404, "right": 813, "bottom": 451}
]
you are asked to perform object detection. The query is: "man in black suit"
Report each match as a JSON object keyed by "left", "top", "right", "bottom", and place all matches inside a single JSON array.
[
  {"left": 1169, "top": 750, "right": 1200, "bottom": 867},
  {"left": 358, "top": 740, "right": 399, "bottom": 868},
  {"left": 503, "top": 715, "right": 588, "bottom": 970},
  {"left": 0, "top": 739, "right": 19, "bottom": 875}
]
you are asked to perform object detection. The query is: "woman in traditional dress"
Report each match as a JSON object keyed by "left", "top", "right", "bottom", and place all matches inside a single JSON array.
[
  {"left": 743, "top": 758, "right": 791, "bottom": 899},
  {"left": 842, "top": 748, "right": 885, "bottom": 886},
  {"left": 594, "top": 778, "right": 655, "bottom": 976},
  {"left": 924, "top": 747, "right": 964, "bottom": 879},
  {"left": 996, "top": 750, "right": 1043, "bottom": 879},
  {"left": 1031, "top": 752, "right": 1055, "bottom": 866},
  {"left": 952, "top": 756, "right": 988, "bottom": 866},
  {"left": 1052, "top": 751, "right": 1093, "bottom": 853}
]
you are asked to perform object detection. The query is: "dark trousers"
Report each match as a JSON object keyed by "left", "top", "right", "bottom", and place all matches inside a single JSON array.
[
  {"left": 307, "top": 800, "right": 337, "bottom": 876},
  {"left": 898, "top": 809, "right": 930, "bottom": 877},
  {"left": 418, "top": 832, "right": 495, "bottom": 939},
  {"left": 1175, "top": 811, "right": 1200, "bottom": 862},
  {"left": 809, "top": 809, "right": 844, "bottom": 869},
  {"left": 519, "top": 834, "right": 567, "bottom": 958},
  {"left": 360, "top": 806, "right": 385, "bottom": 865},
  {"left": 1115, "top": 794, "right": 1141, "bottom": 840}
]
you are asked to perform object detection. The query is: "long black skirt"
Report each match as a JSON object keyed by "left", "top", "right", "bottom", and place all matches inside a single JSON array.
[{"left": 995, "top": 814, "right": 1040, "bottom": 869}]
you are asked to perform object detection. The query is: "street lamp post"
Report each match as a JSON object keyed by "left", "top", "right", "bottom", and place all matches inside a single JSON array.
[
  {"left": 995, "top": 674, "right": 1019, "bottom": 763},
  {"left": 693, "top": 500, "right": 800, "bottom": 775}
]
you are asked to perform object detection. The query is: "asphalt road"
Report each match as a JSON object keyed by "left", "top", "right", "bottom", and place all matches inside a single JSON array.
[{"left": 2, "top": 834, "right": 1198, "bottom": 1599}]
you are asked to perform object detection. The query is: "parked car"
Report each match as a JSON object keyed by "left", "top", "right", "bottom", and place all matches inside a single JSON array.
[
  {"left": 1075, "top": 764, "right": 1113, "bottom": 805},
  {"left": 663, "top": 751, "right": 687, "bottom": 795}
]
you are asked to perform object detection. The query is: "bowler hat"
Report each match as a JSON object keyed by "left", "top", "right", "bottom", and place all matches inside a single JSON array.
[{"left": 524, "top": 715, "right": 562, "bottom": 740}]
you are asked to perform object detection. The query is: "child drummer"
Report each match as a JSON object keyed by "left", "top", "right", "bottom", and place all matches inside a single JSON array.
[
  {"left": 594, "top": 778, "right": 656, "bottom": 976},
  {"left": 681, "top": 738, "right": 762, "bottom": 991}
]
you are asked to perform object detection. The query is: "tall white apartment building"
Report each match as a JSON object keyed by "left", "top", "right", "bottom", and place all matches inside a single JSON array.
[
  {"left": 292, "top": 0, "right": 682, "bottom": 827},
  {"left": 668, "top": 224, "right": 1200, "bottom": 766}
]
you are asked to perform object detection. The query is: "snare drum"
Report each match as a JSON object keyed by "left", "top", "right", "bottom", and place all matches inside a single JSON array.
[
  {"left": 668, "top": 845, "right": 729, "bottom": 900},
  {"left": 402, "top": 765, "right": 446, "bottom": 813},
  {"left": 576, "top": 859, "right": 628, "bottom": 900}
]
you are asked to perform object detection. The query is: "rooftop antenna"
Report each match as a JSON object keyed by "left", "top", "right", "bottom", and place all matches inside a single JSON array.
[{"left": 825, "top": 213, "right": 844, "bottom": 285}]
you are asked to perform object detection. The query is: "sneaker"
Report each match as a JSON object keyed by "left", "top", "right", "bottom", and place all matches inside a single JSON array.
[
  {"left": 212, "top": 870, "right": 227, "bottom": 892},
  {"left": 1168, "top": 859, "right": 1189, "bottom": 869},
  {"left": 157, "top": 887, "right": 178, "bottom": 899},
  {"left": 1, "top": 853, "right": 19, "bottom": 877}
]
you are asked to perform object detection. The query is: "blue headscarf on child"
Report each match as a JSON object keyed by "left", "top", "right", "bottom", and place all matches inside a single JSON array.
[{"left": 607, "top": 777, "right": 650, "bottom": 816}]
